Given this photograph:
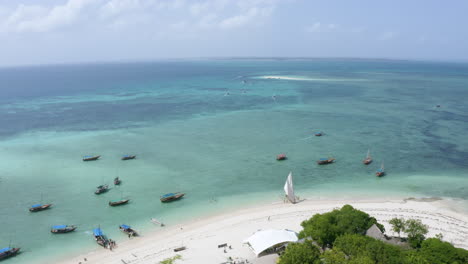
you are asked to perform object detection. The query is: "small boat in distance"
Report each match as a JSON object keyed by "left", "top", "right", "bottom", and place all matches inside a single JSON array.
[
  {"left": 93, "top": 228, "right": 109, "bottom": 248},
  {"left": 109, "top": 199, "right": 129, "bottom": 206},
  {"left": 363, "top": 149, "right": 372, "bottom": 165},
  {"left": 276, "top": 153, "right": 287, "bottom": 160},
  {"left": 315, "top": 132, "right": 323, "bottom": 136},
  {"left": 95, "top": 185, "right": 109, "bottom": 195},
  {"left": 114, "top": 177, "right": 121, "bottom": 185},
  {"left": 83, "top": 155, "right": 100, "bottom": 161},
  {"left": 51, "top": 225, "right": 77, "bottom": 234},
  {"left": 29, "top": 203, "right": 52, "bottom": 212},
  {"left": 160, "top": 192, "right": 185, "bottom": 202},
  {"left": 376, "top": 162, "right": 385, "bottom": 177},
  {"left": 119, "top": 224, "right": 138, "bottom": 237},
  {"left": 121, "top": 155, "right": 136, "bottom": 160},
  {"left": 0, "top": 247, "right": 20, "bottom": 260},
  {"left": 317, "top": 158, "right": 335, "bottom": 165}
]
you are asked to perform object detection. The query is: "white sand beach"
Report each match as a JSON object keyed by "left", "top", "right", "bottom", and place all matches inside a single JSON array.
[{"left": 58, "top": 198, "right": 468, "bottom": 264}]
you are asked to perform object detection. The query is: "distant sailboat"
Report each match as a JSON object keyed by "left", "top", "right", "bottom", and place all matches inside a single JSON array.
[
  {"left": 363, "top": 149, "right": 372, "bottom": 165},
  {"left": 376, "top": 162, "right": 385, "bottom": 177},
  {"left": 283, "top": 172, "right": 297, "bottom": 204}
]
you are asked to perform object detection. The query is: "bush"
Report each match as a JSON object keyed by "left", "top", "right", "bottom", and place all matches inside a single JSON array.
[
  {"left": 418, "top": 238, "right": 468, "bottom": 264},
  {"left": 277, "top": 240, "right": 321, "bottom": 264},
  {"left": 404, "top": 219, "right": 428, "bottom": 248},
  {"left": 299, "top": 205, "right": 384, "bottom": 248}
]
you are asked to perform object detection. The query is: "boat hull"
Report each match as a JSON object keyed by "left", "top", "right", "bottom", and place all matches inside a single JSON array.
[
  {"left": 121, "top": 155, "right": 136, "bottom": 160},
  {"left": 83, "top": 156, "right": 100, "bottom": 161},
  {"left": 0, "top": 248, "right": 20, "bottom": 260},
  {"left": 363, "top": 159, "right": 372, "bottom": 165},
  {"left": 51, "top": 226, "right": 77, "bottom": 234},
  {"left": 317, "top": 159, "right": 335, "bottom": 165},
  {"left": 29, "top": 204, "right": 52, "bottom": 212},
  {"left": 109, "top": 199, "right": 129, "bottom": 206},
  {"left": 160, "top": 193, "right": 185, "bottom": 202}
]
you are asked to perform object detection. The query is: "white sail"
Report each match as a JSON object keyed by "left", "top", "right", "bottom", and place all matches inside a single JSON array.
[
  {"left": 367, "top": 149, "right": 370, "bottom": 158},
  {"left": 284, "top": 172, "right": 296, "bottom": 204}
]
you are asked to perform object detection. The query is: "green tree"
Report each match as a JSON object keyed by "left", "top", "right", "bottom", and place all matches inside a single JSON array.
[
  {"left": 348, "top": 256, "right": 374, "bottom": 264},
  {"left": 321, "top": 249, "right": 348, "bottom": 264},
  {"left": 333, "top": 234, "right": 405, "bottom": 264},
  {"left": 404, "top": 219, "right": 428, "bottom": 248},
  {"left": 389, "top": 218, "right": 405, "bottom": 237},
  {"left": 277, "top": 240, "right": 321, "bottom": 264},
  {"left": 299, "top": 205, "right": 384, "bottom": 248},
  {"left": 418, "top": 238, "right": 468, "bottom": 264}
]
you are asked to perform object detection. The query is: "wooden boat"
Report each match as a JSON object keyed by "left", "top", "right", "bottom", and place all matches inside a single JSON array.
[
  {"left": 83, "top": 155, "right": 100, "bottom": 161},
  {"left": 160, "top": 192, "right": 185, "bottom": 202},
  {"left": 0, "top": 247, "right": 20, "bottom": 260},
  {"left": 114, "top": 177, "right": 121, "bottom": 185},
  {"left": 95, "top": 185, "right": 109, "bottom": 195},
  {"left": 317, "top": 158, "right": 335, "bottom": 165},
  {"left": 93, "top": 228, "right": 109, "bottom": 248},
  {"left": 29, "top": 203, "right": 52, "bottom": 212},
  {"left": 109, "top": 199, "right": 129, "bottom": 206},
  {"left": 121, "top": 155, "right": 136, "bottom": 160},
  {"left": 51, "top": 225, "right": 77, "bottom": 234},
  {"left": 119, "top": 224, "right": 138, "bottom": 236},
  {"left": 376, "top": 162, "right": 385, "bottom": 177},
  {"left": 314, "top": 132, "right": 323, "bottom": 136},
  {"left": 276, "top": 153, "right": 287, "bottom": 160},
  {"left": 363, "top": 149, "right": 372, "bottom": 165}
]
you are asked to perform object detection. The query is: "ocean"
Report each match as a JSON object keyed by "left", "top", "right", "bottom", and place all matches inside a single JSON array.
[{"left": 0, "top": 59, "right": 467, "bottom": 263}]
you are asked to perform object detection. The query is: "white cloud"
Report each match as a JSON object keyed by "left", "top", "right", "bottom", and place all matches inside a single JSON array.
[
  {"left": 379, "top": 31, "right": 398, "bottom": 40},
  {"left": 306, "top": 22, "right": 339, "bottom": 33}
]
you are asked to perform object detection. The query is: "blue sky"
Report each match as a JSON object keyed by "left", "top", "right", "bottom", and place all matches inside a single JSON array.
[{"left": 0, "top": 0, "right": 467, "bottom": 66}]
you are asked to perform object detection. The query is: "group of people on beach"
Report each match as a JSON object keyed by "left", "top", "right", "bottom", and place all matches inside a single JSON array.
[{"left": 107, "top": 239, "right": 117, "bottom": 251}]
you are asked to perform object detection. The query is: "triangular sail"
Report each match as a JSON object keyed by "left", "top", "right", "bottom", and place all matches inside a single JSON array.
[
  {"left": 367, "top": 149, "right": 371, "bottom": 159},
  {"left": 284, "top": 172, "right": 296, "bottom": 204},
  {"left": 381, "top": 162, "right": 384, "bottom": 171}
]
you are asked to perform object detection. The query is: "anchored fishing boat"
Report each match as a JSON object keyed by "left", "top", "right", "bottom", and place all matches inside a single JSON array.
[
  {"left": 276, "top": 153, "right": 287, "bottom": 160},
  {"left": 93, "top": 228, "right": 109, "bottom": 248},
  {"left": 317, "top": 158, "right": 335, "bottom": 165},
  {"left": 109, "top": 199, "right": 129, "bottom": 206},
  {"left": 83, "top": 155, "right": 100, "bottom": 161},
  {"left": 314, "top": 132, "right": 323, "bottom": 136},
  {"left": 284, "top": 171, "right": 298, "bottom": 204},
  {"left": 119, "top": 225, "right": 138, "bottom": 237},
  {"left": 0, "top": 247, "right": 20, "bottom": 260},
  {"left": 95, "top": 185, "right": 109, "bottom": 195},
  {"left": 29, "top": 203, "right": 52, "bottom": 212},
  {"left": 160, "top": 192, "right": 185, "bottom": 202},
  {"left": 114, "top": 177, "right": 121, "bottom": 185},
  {"left": 376, "top": 162, "right": 385, "bottom": 177},
  {"left": 363, "top": 149, "right": 372, "bottom": 165},
  {"left": 121, "top": 155, "right": 136, "bottom": 160},
  {"left": 51, "top": 225, "right": 76, "bottom": 234}
]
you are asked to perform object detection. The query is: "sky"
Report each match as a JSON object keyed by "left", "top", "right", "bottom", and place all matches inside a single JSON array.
[{"left": 0, "top": 0, "right": 467, "bottom": 66}]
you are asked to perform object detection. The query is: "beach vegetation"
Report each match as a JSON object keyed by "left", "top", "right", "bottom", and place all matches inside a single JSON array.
[
  {"left": 404, "top": 219, "right": 428, "bottom": 248},
  {"left": 159, "top": 254, "right": 182, "bottom": 264},
  {"left": 417, "top": 238, "right": 468, "bottom": 264},
  {"left": 277, "top": 240, "right": 321, "bottom": 264},
  {"left": 389, "top": 217, "right": 405, "bottom": 237},
  {"left": 299, "top": 205, "right": 383, "bottom": 248}
]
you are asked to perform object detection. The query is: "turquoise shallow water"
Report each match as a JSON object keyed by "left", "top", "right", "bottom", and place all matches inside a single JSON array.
[{"left": 0, "top": 59, "right": 467, "bottom": 263}]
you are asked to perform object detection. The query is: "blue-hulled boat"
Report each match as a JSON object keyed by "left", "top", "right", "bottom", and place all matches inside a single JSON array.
[
  {"left": 29, "top": 203, "right": 52, "bottom": 212},
  {"left": 51, "top": 225, "right": 76, "bottom": 234},
  {"left": 0, "top": 247, "right": 20, "bottom": 260},
  {"left": 119, "top": 224, "right": 138, "bottom": 237},
  {"left": 376, "top": 162, "right": 385, "bottom": 177},
  {"left": 83, "top": 155, "right": 100, "bottom": 161},
  {"left": 93, "top": 228, "right": 109, "bottom": 248},
  {"left": 121, "top": 155, "right": 136, "bottom": 160},
  {"left": 160, "top": 192, "right": 185, "bottom": 202},
  {"left": 317, "top": 158, "right": 335, "bottom": 165}
]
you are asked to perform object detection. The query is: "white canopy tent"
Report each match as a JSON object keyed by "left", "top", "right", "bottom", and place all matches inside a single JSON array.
[{"left": 243, "top": 229, "right": 299, "bottom": 256}]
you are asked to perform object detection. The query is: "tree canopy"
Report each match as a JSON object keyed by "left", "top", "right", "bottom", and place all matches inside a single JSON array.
[{"left": 277, "top": 240, "right": 321, "bottom": 264}]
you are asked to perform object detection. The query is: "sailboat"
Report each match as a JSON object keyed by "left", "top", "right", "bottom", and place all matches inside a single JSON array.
[
  {"left": 283, "top": 172, "right": 297, "bottom": 204},
  {"left": 363, "top": 149, "right": 372, "bottom": 165},
  {"left": 376, "top": 162, "right": 385, "bottom": 177}
]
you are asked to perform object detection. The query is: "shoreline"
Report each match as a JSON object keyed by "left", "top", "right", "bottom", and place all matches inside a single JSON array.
[{"left": 55, "top": 196, "right": 468, "bottom": 264}]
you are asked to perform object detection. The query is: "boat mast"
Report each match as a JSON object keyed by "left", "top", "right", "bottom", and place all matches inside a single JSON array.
[{"left": 367, "top": 149, "right": 370, "bottom": 158}]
